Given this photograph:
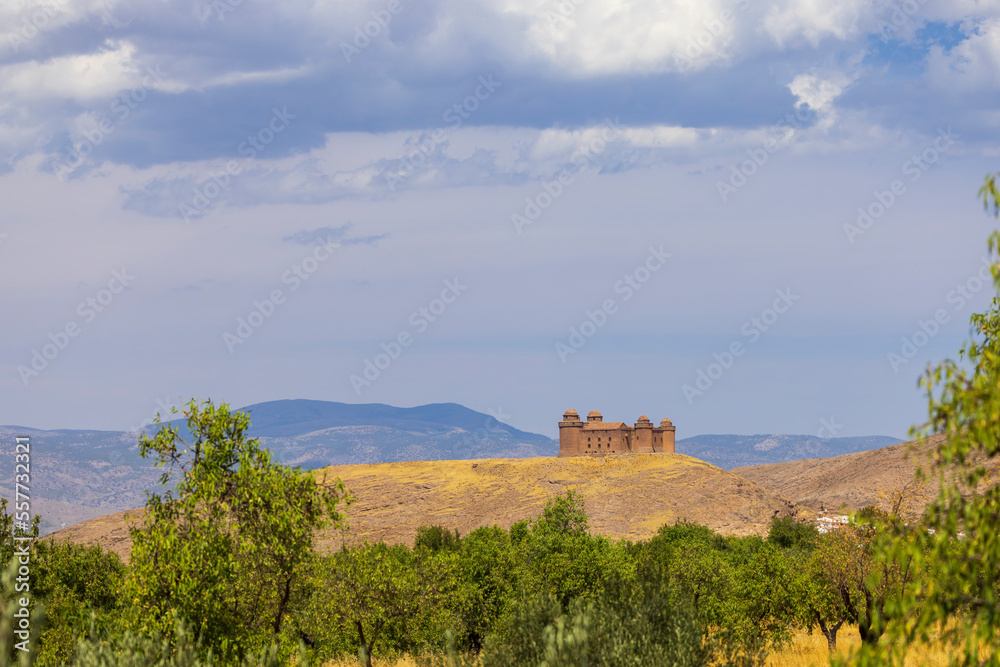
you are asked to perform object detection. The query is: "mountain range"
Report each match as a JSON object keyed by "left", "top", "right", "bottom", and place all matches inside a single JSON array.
[{"left": 1, "top": 399, "right": 900, "bottom": 534}]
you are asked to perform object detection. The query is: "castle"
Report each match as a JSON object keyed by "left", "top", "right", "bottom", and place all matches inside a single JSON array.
[{"left": 558, "top": 409, "right": 675, "bottom": 457}]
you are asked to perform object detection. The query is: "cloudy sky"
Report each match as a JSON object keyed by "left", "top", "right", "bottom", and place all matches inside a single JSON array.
[{"left": 2, "top": 0, "right": 999, "bottom": 440}]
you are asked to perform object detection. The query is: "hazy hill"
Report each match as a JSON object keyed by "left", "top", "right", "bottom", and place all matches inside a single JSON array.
[
  {"left": 677, "top": 434, "right": 902, "bottom": 470},
  {"left": 49, "top": 453, "right": 800, "bottom": 562},
  {"left": 240, "top": 400, "right": 557, "bottom": 467}
]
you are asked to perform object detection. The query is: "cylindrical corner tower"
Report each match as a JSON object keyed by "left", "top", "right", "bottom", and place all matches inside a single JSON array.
[
  {"left": 559, "top": 409, "right": 584, "bottom": 457},
  {"left": 660, "top": 418, "right": 676, "bottom": 453}
]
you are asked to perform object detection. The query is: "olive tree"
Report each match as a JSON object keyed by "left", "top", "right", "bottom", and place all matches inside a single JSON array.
[{"left": 125, "top": 400, "right": 349, "bottom": 659}]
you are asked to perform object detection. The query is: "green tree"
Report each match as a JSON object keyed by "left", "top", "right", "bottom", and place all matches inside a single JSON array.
[
  {"left": 478, "top": 582, "right": 710, "bottom": 667},
  {"left": 816, "top": 511, "right": 918, "bottom": 648},
  {"left": 449, "top": 526, "right": 520, "bottom": 652},
  {"left": 414, "top": 526, "right": 462, "bottom": 553},
  {"left": 302, "top": 542, "right": 451, "bottom": 667},
  {"left": 791, "top": 535, "right": 850, "bottom": 653},
  {"left": 766, "top": 516, "right": 818, "bottom": 551},
  {"left": 516, "top": 491, "right": 619, "bottom": 607},
  {"left": 125, "top": 399, "right": 349, "bottom": 659},
  {"left": 854, "top": 175, "right": 1000, "bottom": 665},
  {"left": 31, "top": 540, "right": 126, "bottom": 665}
]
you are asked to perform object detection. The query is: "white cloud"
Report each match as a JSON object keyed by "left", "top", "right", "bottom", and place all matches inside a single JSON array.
[
  {"left": 788, "top": 67, "right": 857, "bottom": 131},
  {"left": 762, "top": 0, "right": 869, "bottom": 48},
  {"left": 926, "top": 17, "right": 1000, "bottom": 92},
  {"left": 0, "top": 40, "right": 151, "bottom": 102}
]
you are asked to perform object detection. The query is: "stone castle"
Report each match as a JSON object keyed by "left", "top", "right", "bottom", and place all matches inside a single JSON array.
[{"left": 558, "top": 409, "right": 675, "bottom": 457}]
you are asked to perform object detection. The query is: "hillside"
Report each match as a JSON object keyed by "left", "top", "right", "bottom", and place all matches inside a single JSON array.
[
  {"left": 49, "top": 453, "right": 799, "bottom": 561},
  {"left": 677, "top": 434, "right": 902, "bottom": 470},
  {"left": 732, "top": 435, "right": 946, "bottom": 511}
]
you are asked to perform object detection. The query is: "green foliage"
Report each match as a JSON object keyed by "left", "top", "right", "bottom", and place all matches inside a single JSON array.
[
  {"left": 448, "top": 526, "right": 519, "bottom": 652},
  {"left": 414, "top": 526, "right": 461, "bottom": 553},
  {"left": 32, "top": 540, "right": 126, "bottom": 665},
  {"left": 766, "top": 516, "right": 817, "bottom": 551},
  {"left": 789, "top": 534, "right": 850, "bottom": 653},
  {"left": 300, "top": 542, "right": 453, "bottom": 667},
  {"left": 125, "top": 399, "right": 349, "bottom": 660},
  {"left": 516, "top": 491, "right": 623, "bottom": 607},
  {"left": 72, "top": 615, "right": 300, "bottom": 667},
  {"left": 637, "top": 523, "right": 798, "bottom": 657},
  {"left": 478, "top": 582, "right": 710, "bottom": 667}
]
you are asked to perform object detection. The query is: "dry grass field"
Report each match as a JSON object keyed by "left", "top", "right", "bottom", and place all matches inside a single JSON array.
[{"left": 49, "top": 452, "right": 800, "bottom": 560}]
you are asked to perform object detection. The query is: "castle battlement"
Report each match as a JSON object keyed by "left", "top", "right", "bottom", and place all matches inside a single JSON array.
[{"left": 558, "top": 409, "right": 675, "bottom": 457}]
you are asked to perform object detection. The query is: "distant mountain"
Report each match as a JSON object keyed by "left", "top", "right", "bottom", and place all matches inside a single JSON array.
[
  {"left": 238, "top": 400, "right": 557, "bottom": 467},
  {"left": 0, "top": 400, "right": 556, "bottom": 535},
  {"left": 676, "top": 434, "right": 903, "bottom": 470}
]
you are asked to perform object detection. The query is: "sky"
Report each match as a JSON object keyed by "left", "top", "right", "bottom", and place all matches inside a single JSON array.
[{"left": 2, "top": 0, "right": 1000, "bottom": 441}]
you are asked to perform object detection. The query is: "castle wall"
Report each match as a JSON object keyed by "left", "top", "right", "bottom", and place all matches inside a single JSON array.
[
  {"left": 559, "top": 410, "right": 675, "bottom": 457},
  {"left": 633, "top": 425, "right": 653, "bottom": 453}
]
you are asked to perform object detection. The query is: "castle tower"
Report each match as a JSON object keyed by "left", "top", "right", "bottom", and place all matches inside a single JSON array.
[
  {"left": 659, "top": 418, "right": 676, "bottom": 453},
  {"left": 558, "top": 409, "right": 584, "bottom": 457},
  {"left": 633, "top": 415, "right": 654, "bottom": 453}
]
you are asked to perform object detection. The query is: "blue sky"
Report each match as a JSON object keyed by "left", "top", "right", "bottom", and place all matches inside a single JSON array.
[{"left": 2, "top": 0, "right": 1000, "bottom": 440}]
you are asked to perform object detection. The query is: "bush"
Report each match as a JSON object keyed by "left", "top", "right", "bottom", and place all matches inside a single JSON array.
[
  {"left": 73, "top": 615, "right": 298, "bottom": 667},
  {"left": 415, "top": 526, "right": 462, "bottom": 553},
  {"left": 766, "top": 516, "right": 818, "bottom": 551},
  {"left": 478, "top": 580, "right": 710, "bottom": 667}
]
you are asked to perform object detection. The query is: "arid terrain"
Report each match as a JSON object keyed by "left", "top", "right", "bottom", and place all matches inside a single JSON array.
[
  {"left": 733, "top": 435, "right": 947, "bottom": 511},
  {"left": 49, "top": 452, "right": 798, "bottom": 561}
]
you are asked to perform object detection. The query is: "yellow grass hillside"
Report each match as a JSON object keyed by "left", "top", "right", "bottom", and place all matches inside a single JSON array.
[{"left": 50, "top": 452, "right": 799, "bottom": 560}]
